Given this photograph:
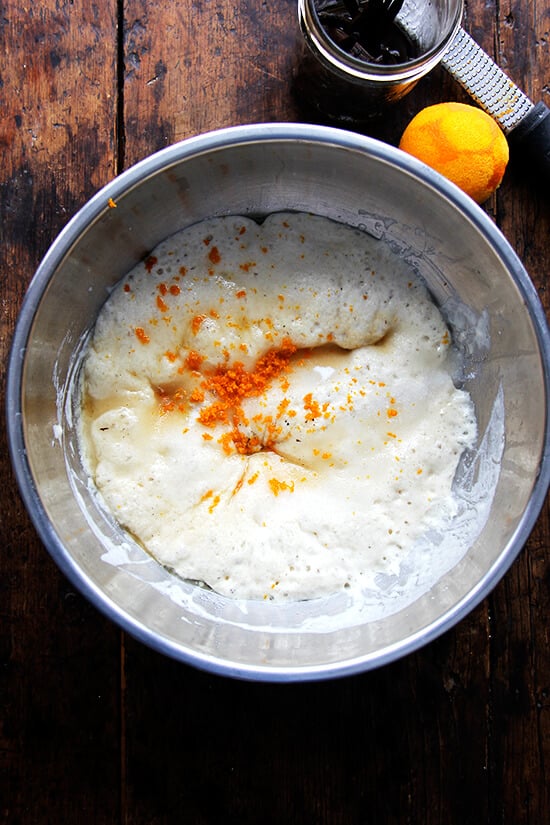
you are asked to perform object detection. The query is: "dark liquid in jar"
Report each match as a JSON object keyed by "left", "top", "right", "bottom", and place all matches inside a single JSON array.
[
  {"left": 316, "top": 0, "right": 417, "bottom": 64},
  {"left": 293, "top": 0, "right": 421, "bottom": 122}
]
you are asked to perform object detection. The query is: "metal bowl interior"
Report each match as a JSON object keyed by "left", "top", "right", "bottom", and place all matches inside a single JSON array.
[{"left": 7, "top": 123, "right": 550, "bottom": 681}]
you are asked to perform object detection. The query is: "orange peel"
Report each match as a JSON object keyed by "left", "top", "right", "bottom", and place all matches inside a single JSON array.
[{"left": 399, "top": 102, "right": 509, "bottom": 203}]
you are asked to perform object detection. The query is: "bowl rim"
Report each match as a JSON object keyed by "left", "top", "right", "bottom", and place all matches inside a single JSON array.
[{"left": 6, "top": 122, "right": 550, "bottom": 682}]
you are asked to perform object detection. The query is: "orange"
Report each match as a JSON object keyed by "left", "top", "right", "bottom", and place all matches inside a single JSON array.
[{"left": 398, "top": 102, "right": 509, "bottom": 203}]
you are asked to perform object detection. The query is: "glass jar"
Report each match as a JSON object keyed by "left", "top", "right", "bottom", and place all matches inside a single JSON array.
[{"left": 294, "top": 0, "right": 464, "bottom": 123}]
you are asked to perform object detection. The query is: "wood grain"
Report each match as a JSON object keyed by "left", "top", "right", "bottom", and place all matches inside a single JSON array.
[
  {"left": 121, "top": 0, "right": 301, "bottom": 166},
  {"left": 1, "top": 0, "right": 549, "bottom": 822},
  {"left": 486, "top": 2, "right": 550, "bottom": 816},
  {"left": 0, "top": 1, "right": 121, "bottom": 822}
]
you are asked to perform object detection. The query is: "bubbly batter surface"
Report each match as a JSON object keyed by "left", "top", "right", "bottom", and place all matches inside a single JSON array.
[{"left": 79, "top": 213, "right": 477, "bottom": 601}]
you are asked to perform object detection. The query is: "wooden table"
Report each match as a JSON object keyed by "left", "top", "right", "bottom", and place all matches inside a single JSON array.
[{"left": 1, "top": 1, "right": 549, "bottom": 822}]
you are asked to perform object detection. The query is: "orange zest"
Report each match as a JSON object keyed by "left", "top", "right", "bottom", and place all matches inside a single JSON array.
[
  {"left": 157, "top": 337, "right": 298, "bottom": 457},
  {"left": 134, "top": 327, "right": 150, "bottom": 344}
]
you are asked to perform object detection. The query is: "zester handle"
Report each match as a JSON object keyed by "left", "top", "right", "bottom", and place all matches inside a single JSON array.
[{"left": 441, "top": 26, "right": 550, "bottom": 183}]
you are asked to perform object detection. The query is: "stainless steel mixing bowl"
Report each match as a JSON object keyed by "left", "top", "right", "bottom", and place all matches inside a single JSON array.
[{"left": 7, "top": 123, "right": 550, "bottom": 681}]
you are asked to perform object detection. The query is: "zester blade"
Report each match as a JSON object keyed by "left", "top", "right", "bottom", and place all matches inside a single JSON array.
[{"left": 440, "top": 26, "right": 534, "bottom": 134}]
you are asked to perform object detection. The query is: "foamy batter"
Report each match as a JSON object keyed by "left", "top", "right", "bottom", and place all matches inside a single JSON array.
[{"left": 79, "top": 212, "right": 477, "bottom": 601}]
